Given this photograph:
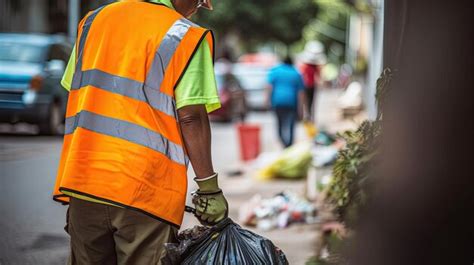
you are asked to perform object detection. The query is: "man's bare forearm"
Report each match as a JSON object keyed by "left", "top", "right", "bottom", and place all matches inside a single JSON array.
[{"left": 178, "top": 104, "right": 215, "bottom": 179}]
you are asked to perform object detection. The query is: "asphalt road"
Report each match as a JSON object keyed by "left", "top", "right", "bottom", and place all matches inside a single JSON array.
[{"left": 0, "top": 132, "right": 69, "bottom": 265}]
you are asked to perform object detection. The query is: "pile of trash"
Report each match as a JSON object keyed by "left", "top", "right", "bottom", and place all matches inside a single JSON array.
[
  {"left": 239, "top": 191, "right": 318, "bottom": 231},
  {"left": 162, "top": 218, "right": 288, "bottom": 265},
  {"left": 255, "top": 142, "right": 313, "bottom": 180},
  {"left": 253, "top": 130, "right": 345, "bottom": 181},
  {"left": 311, "top": 130, "right": 345, "bottom": 168}
]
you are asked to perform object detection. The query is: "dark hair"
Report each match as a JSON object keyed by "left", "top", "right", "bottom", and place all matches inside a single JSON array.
[{"left": 283, "top": 56, "right": 293, "bottom": 65}]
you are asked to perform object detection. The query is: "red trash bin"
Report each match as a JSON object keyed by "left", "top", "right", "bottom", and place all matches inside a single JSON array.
[{"left": 237, "top": 123, "right": 261, "bottom": 161}]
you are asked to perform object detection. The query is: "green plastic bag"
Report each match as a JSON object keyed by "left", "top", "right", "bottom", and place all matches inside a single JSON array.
[{"left": 258, "top": 142, "right": 313, "bottom": 179}]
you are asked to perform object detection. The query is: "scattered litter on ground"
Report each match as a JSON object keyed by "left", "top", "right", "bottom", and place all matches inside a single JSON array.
[
  {"left": 252, "top": 151, "right": 281, "bottom": 169},
  {"left": 226, "top": 169, "right": 244, "bottom": 177},
  {"left": 311, "top": 130, "right": 345, "bottom": 167},
  {"left": 239, "top": 191, "right": 318, "bottom": 231},
  {"left": 255, "top": 142, "right": 313, "bottom": 180},
  {"left": 314, "top": 131, "right": 337, "bottom": 146},
  {"left": 162, "top": 218, "right": 288, "bottom": 265},
  {"left": 303, "top": 121, "right": 318, "bottom": 139},
  {"left": 311, "top": 145, "right": 339, "bottom": 167}
]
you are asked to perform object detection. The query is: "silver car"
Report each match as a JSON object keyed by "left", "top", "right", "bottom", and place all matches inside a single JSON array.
[{"left": 0, "top": 33, "right": 71, "bottom": 135}]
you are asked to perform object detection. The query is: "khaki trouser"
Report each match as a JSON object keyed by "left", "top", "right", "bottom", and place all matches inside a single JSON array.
[{"left": 66, "top": 197, "right": 178, "bottom": 265}]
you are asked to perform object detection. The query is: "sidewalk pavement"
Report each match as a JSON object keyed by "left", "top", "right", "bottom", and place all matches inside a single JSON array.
[{"left": 182, "top": 88, "right": 366, "bottom": 264}]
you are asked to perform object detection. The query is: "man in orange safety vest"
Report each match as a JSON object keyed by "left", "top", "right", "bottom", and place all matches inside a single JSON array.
[{"left": 53, "top": 0, "right": 228, "bottom": 263}]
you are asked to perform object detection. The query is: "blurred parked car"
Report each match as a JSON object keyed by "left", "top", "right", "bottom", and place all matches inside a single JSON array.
[
  {"left": 0, "top": 33, "right": 71, "bottom": 135},
  {"left": 232, "top": 63, "right": 272, "bottom": 110},
  {"left": 209, "top": 62, "right": 247, "bottom": 122}
]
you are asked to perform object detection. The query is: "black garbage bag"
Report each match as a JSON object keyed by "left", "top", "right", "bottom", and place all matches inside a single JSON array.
[{"left": 162, "top": 218, "right": 289, "bottom": 265}]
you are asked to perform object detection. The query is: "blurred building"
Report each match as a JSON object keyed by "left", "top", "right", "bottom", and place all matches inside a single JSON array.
[
  {"left": 304, "top": 0, "right": 384, "bottom": 119},
  {"left": 0, "top": 0, "right": 114, "bottom": 39},
  {"left": 345, "top": 0, "right": 384, "bottom": 120}
]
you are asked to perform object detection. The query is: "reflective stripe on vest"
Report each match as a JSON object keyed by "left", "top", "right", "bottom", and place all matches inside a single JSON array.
[
  {"left": 145, "top": 18, "right": 195, "bottom": 92},
  {"left": 69, "top": 69, "right": 177, "bottom": 117},
  {"left": 64, "top": 110, "right": 186, "bottom": 165},
  {"left": 71, "top": 6, "right": 104, "bottom": 91}
]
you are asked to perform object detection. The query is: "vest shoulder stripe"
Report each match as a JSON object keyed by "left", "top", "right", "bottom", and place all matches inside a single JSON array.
[
  {"left": 145, "top": 18, "right": 192, "bottom": 91},
  {"left": 65, "top": 110, "right": 186, "bottom": 165},
  {"left": 72, "top": 6, "right": 106, "bottom": 89}
]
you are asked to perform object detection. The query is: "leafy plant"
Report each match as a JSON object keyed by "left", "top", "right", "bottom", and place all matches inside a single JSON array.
[{"left": 325, "top": 68, "right": 391, "bottom": 226}]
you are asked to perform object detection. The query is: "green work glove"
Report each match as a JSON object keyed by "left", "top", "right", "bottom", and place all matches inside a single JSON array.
[{"left": 192, "top": 173, "right": 228, "bottom": 226}]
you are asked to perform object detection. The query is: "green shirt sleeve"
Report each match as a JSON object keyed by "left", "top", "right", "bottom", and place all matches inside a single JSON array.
[
  {"left": 60, "top": 39, "right": 220, "bottom": 113},
  {"left": 174, "top": 40, "right": 220, "bottom": 113},
  {"left": 61, "top": 45, "right": 76, "bottom": 91}
]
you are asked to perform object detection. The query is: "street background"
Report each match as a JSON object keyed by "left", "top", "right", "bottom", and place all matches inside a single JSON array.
[
  {"left": 1, "top": 0, "right": 384, "bottom": 264},
  {"left": 0, "top": 88, "right": 364, "bottom": 264}
]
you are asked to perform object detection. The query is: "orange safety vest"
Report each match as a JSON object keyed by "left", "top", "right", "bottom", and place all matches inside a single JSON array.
[{"left": 52, "top": 1, "right": 214, "bottom": 227}]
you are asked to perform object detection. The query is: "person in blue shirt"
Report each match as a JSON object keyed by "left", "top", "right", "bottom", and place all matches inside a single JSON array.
[{"left": 266, "top": 56, "right": 306, "bottom": 147}]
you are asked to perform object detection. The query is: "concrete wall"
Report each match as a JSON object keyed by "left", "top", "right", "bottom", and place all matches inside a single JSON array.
[{"left": 346, "top": 0, "right": 384, "bottom": 120}]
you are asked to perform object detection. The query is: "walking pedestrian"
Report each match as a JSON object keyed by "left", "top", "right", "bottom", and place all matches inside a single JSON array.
[
  {"left": 53, "top": 0, "right": 228, "bottom": 264},
  {"left": 299, "top": 41, "right": 326, "bottom": 122},
  {"left": 300, "top": 62, "right": 320, "bottom": 120},
  {"left": 266, "top": 56, "right": 306, "bottom": 148}
]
